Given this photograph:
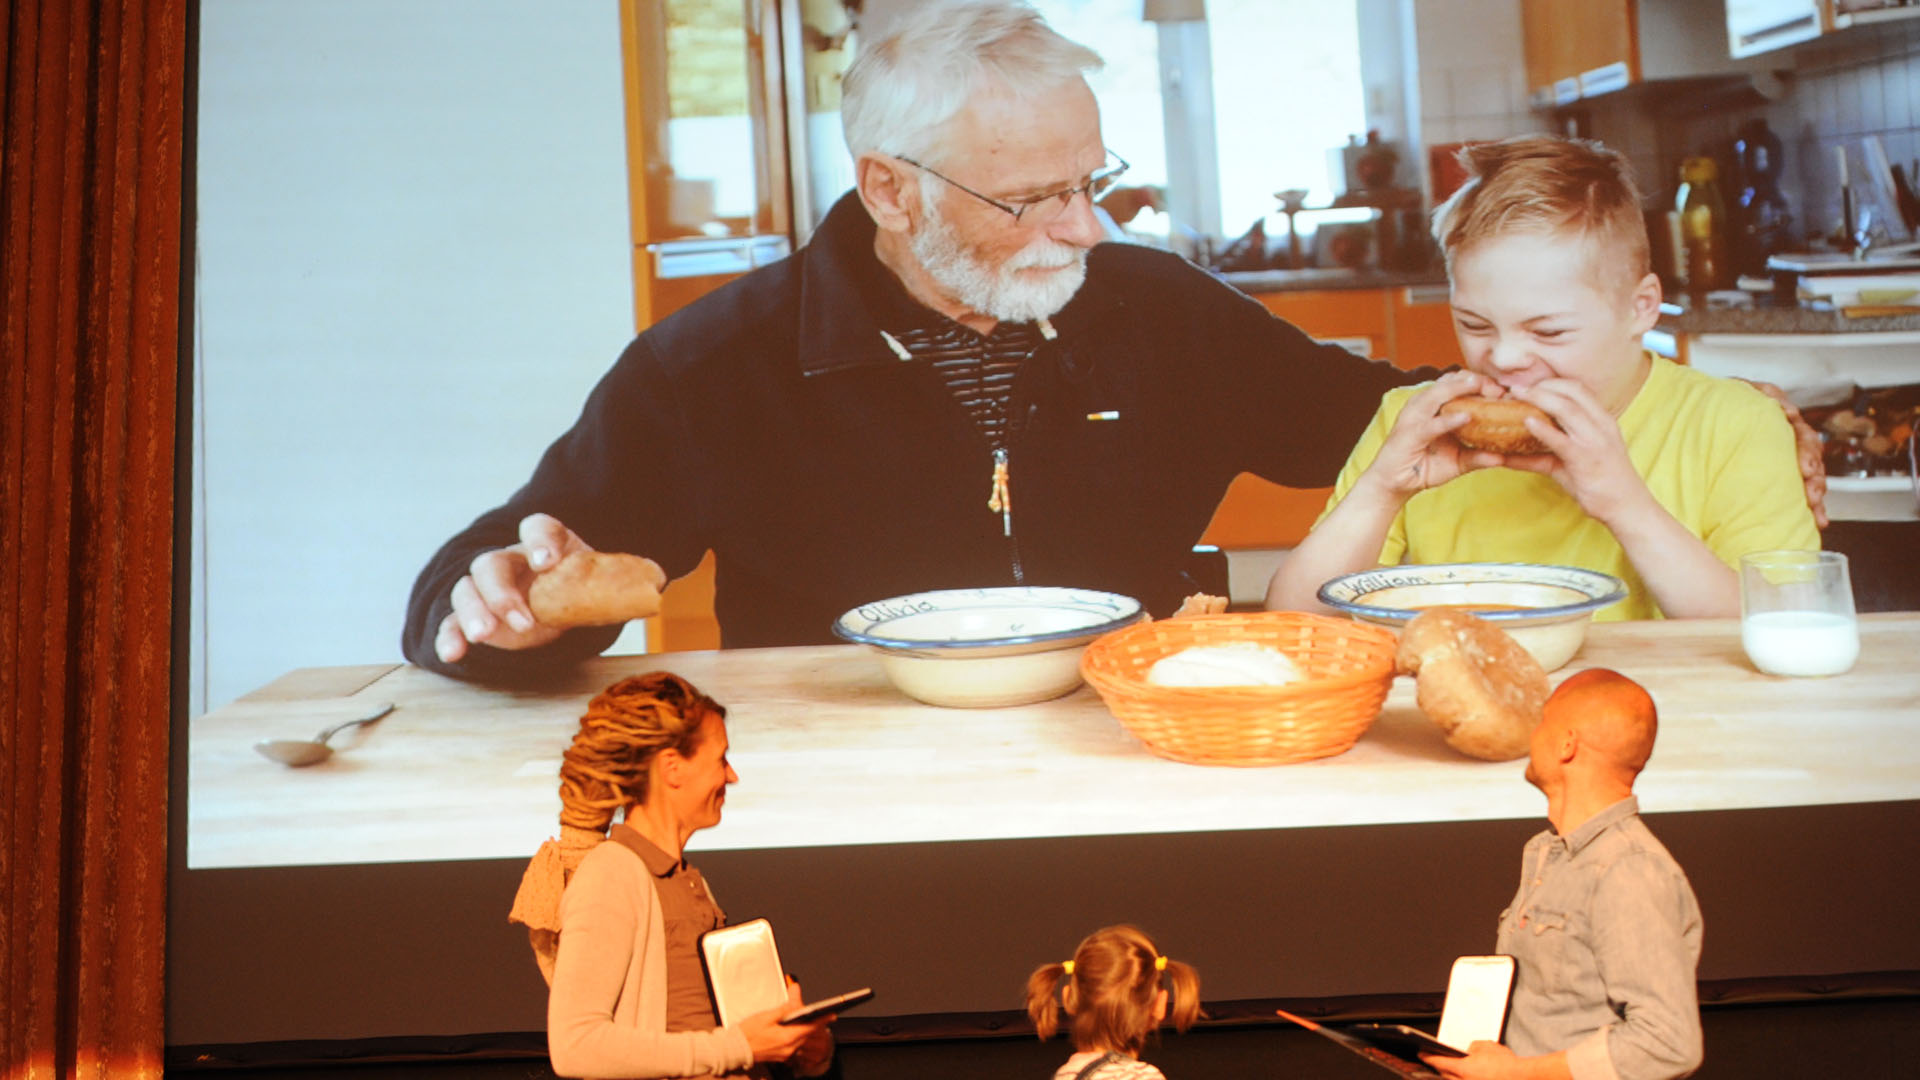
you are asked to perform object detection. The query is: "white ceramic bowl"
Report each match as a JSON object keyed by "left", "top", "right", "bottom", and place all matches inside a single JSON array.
[
  {"left": 1316, "top": 563, "right": 1627, "bottom": 671},
  {"left": 832, "top": 587, "right": 1146, "bottom": 708}
]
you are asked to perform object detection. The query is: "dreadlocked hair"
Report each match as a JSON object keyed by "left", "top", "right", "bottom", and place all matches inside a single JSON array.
[
  {"left": 1025, "top": 924, "right": 1203, "bottom": 1057},
  {"left": 556, "top": 671, "right": 727, "bottom": 833}
]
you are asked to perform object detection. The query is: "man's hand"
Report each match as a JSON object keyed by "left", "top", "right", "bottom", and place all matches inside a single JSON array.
[
  {"left": 434, "top": 513, "right": 594, "bottom": 663},
  {"left": 1741, "top": 379, "right": 1830, "bottom": 529},
  {"left": 1422, "top": 1041, "right": 1568, "bottom": 1080}
]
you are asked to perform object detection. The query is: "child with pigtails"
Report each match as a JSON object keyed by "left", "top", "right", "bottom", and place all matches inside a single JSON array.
[{"left": 1025, "top": 925, "right": 1203, "bottom": 1080}]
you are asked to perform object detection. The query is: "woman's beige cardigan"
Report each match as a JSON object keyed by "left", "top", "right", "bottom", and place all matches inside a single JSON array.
[{"left": 515, "top": 830, "right": 754, "bottom": 1078}]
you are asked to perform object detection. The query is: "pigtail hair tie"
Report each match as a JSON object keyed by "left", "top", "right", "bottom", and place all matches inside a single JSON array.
[
  {"left": 1154, "top": 955, "right": 1168, "bottom": 972},
  {"left": 1061, "top": 960, "right": 1075, "bottom": 975}
]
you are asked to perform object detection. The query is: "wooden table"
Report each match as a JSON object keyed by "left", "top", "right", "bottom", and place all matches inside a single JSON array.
[{"left": 188, "top": 614, "right": 1920, "bottom": 869}]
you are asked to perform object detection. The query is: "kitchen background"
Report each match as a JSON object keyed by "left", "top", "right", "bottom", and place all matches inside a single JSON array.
[{"left": 192, "top": 0, "right": 1920, "bottom": 715}]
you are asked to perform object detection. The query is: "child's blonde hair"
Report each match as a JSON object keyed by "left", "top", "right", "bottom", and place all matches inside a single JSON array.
[
  {"left": 1025, "top": 925, "right": 1203, "bottom": 1056},
  {"left": 1431, "top": 135, "right": 1651, "bottom": 295}
]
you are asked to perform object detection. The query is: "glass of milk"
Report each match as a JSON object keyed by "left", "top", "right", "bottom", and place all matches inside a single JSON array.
[{"left": 1739, "top": 551, "right": 1860, "bottom": 677}]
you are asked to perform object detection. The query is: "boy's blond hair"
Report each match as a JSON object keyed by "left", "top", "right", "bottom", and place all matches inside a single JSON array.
[{"left": 1431, "top": 136, "right": 1651, "bottom": 295}]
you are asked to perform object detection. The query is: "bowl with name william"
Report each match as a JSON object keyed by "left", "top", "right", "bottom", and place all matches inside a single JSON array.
[{"left": 1317, "top": 562, "right": 1627, "bottom": 671}]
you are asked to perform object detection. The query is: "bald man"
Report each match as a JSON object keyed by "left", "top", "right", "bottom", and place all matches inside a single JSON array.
[{"left": 1426, "top": 669, "right": 1704, "bottom": 1080}]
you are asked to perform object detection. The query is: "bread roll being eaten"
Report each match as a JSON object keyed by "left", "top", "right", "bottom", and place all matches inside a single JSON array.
[
  {"left": 1438, "top": 395, "right": 1555, "bottom": 455},
  {"left": 527, "top": 551, "right": 667, "bottom": 629},
  {"left": 1147, "top": 642, "right": 1304, "bottom": 688}
]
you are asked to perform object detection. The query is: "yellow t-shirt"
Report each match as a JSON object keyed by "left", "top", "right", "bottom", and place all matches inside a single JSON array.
[{"left": 1320, "top": 354, "right": 1818, "bottom": 620}]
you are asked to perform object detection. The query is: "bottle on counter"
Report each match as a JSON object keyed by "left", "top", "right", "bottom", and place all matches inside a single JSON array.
[
  {"left": 1675, "top": 157, "right": 1729, "bottom": 303},
  {"left": 1731, "top": 119, "right": 1793, "bottom": 278}
]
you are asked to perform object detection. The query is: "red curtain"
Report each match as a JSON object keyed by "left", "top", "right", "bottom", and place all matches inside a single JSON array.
[{"left": 2, "top": 1, "right": 187, "bottom": 1077}]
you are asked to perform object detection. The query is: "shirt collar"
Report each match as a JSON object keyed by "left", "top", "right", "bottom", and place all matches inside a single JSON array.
[
  {"left": 795, "top": 190, "right": 1103, "bottom": 377},
  {"left": 1556, "top": 795, "right": 1640, "bottom": 855},
  {"left": 796, "top": 191, "right": 923, "bottom": 376},
  {"left": 609, "top": 823, "right": 684, "bottom": 879},
  {"left": 1616, "top": 350, "right": 1673, "bottom": 430}
]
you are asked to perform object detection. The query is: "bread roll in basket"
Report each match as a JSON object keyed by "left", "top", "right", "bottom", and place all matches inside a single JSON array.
[{"left": 1080, "top": 612, "right": 1397, "bottom": 766}]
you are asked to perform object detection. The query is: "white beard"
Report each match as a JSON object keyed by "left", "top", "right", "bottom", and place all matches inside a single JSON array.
[{"left": 911, "top": 194, "right": 1089, "bottom": 324}]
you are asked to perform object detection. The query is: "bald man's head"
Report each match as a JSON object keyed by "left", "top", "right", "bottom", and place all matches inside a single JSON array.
[{"left": 1547, "top": 668, "right": 1658, "bottom": 778}]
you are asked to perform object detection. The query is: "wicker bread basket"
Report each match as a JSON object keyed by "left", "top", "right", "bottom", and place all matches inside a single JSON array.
[{"left": 1079, "top": 612, "right": 1398, "bottom": 766}]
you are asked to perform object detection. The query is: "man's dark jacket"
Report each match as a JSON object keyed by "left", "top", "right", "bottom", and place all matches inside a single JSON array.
[{"left": 403, "top": 192, "right": 1421, "bottom": 681}]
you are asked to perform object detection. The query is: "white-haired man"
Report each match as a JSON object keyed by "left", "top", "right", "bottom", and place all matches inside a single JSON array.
[{"left": 402, "top": 0, "right": 1422, "bottom": 680}]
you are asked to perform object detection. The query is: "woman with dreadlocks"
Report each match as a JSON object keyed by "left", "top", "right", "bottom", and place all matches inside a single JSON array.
[{"left": 510, "top": 671, "right": 833, "bottom": 1078}]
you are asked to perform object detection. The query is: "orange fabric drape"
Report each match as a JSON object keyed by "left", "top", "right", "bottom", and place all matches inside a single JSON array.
[{"left": 2, "top": 1, "right": 187, "bottom": 1077}]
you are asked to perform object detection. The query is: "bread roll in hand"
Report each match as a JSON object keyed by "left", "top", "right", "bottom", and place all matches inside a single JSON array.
[
  {"left": 1396, "top": 608, "right": 1548, "bottom": 761},
  {"left": 1438, "top": 395, "right": 1556, "bottom": 455},
  {"left": 527, "top": 551, "right": 667, "bottom": 629}
]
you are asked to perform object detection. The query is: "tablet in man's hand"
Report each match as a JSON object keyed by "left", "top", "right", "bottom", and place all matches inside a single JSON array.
[{"left": 1347, "top": 1022, "right": 1467, "bottom": 1060}]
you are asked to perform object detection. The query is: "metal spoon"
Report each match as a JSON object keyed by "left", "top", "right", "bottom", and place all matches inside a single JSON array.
[{"left": 254, "top": 702, "right": 395, "bottom": 767}]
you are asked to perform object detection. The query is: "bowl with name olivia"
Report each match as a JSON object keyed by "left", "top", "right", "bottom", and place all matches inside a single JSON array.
[{"left": 833, "top": 586, "right": 1147, "bottom": 708}]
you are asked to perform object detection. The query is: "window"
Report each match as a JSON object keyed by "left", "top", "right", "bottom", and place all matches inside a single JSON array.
[
  {"left": 1031, "top": 0, "right": 1170, "bottom": 206},
  {"left": 1209, "top": 0, "right": 1365, "bottom": 237},
  {"left": 1035, "top": 0, "right": 1366, "bottom": 246}
]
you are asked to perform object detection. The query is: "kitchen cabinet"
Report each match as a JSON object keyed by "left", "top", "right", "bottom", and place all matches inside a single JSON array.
[
  {"left": 1253, "top": 288, "right": 1393, "bottom": 363},
  {"left": 1720, "top": 3, "right": 1920, "bottom": 65},
  {"left": 1246, "top": 282, "right": 1462, "bottom": 372},
  {"left": 1390, "top": 284, "right": 1467, "bottom": 374},
  {"left": 1523, "top": 0, "right": 1762, "bottom": 106},
  {"left": 1522, "top": 0, "right": 1631, "bottom": 104},
  {"left": 1828, "top": 1, "right": 1920, "bottom": 32},
  {"left": 1726, "top": 0, "right": 1824, "bottom": 58}
]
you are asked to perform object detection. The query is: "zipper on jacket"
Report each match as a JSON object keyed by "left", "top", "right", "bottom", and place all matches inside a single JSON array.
[
  {"left": 987, "top": 447, "right": 1012, "bottom": 536},
  {"left": 999, "top": 395, "right": 1045, "bottom": 585},
  {"left": 987, "top": 446, "right": 1025, "bottom": 584}
]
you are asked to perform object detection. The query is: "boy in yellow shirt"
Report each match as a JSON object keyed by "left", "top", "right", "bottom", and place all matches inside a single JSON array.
[{"left": 1267, "top": 137, "right": 1817, "bottom": 620}]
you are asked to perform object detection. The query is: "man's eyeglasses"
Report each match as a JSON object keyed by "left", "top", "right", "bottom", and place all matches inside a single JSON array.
[{"left": 898, "top": 150, "right": 1130, "bottom": 226}]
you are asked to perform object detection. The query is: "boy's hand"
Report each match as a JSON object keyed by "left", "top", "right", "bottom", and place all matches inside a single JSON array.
[
  {"left": 1361, "top": 371, "right": 1508, "bottom": 499},
  {"left": 1495, "top": 379, "right": 1649, "bottom": 525}
]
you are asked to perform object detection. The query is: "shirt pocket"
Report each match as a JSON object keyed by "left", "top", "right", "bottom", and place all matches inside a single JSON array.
[
  {"left": 1527, "top": 909, "right": 1570, "bottom": 932},
  {"left": 1518, "top": 905, "right": 1586, "bottom": 975}
]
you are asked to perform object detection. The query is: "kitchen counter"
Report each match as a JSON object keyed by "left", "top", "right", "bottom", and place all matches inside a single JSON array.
[
  {"left": 1657, "top": 303, "right": 1920, "bottom": 335},
  {"left": 1649, "top": 303, "right": 1920, "bottom": 418},
  {"left": 1219, "top": 266, "right": 1447, "bottom": 294},
  {"left": 188, "top": 614, "right": 1920, "bottom": 870}
]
